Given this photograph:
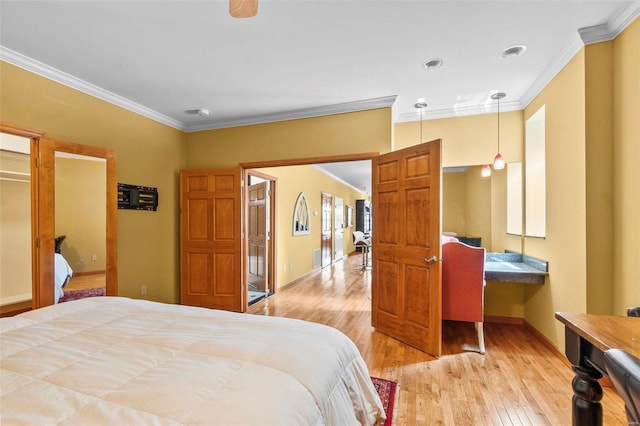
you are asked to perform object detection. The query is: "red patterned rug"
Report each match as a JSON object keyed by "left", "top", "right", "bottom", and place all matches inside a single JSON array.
[
  {"left": 59, "top": 287, "right": 105, "bottom": 303},
  {"left": 371, "top": 376, "right": 399, "bottom": 426}
]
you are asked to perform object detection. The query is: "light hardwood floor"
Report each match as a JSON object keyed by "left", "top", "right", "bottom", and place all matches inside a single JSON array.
[
  {"left": 248, "top": 253, "right": 627, "bottom": 425},
  {"left": 64, "top": 273, "right": 105, "bottom": 291}
]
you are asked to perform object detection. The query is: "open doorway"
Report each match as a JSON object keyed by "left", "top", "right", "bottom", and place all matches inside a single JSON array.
[{"left": 243, "top": 153, "right": 373, "bottom": 303}]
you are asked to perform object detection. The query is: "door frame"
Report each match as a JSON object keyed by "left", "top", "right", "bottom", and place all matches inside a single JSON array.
[
  {"left": 240, "top": 152, "right": 377, "bottom": 296},
  {"left": 244, "top": 169, "right": 277, "bottom": 298},
  {"left": 0, "top": 123, "right": 118, "bottom": 312},
  {"left": 320, "top": 192, "right": 333, "bottom": 268}
]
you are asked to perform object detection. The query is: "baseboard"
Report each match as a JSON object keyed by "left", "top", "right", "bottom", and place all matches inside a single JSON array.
[
  {"left": 73, "top": 270, "right": 106, "bottom": 277},
  {"left": 0, "top": 300, "right": 32, "bottom": 317},
  {"left": 522, "top": 319, "right": 570, "bottom": 367},
  {"left": 278, "top": 267, "right": 321, "bottom": 290},
  {"left": 523, "top": 319, "right": 615, "bottom": 388},
  {"left": 485, "top": 315, "right": 524, "bottom": 325}
]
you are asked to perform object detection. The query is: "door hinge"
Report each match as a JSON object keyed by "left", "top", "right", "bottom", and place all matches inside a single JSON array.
[
  {"left": 241, "top": 179, "right": 245, "bottom": 188},
  {"left": 268, "top": 189, "right": 271, "bottom": 196},
  {"left": 36, "top": 156, "right": 40, "bottom": 168},
  {"left": 36, "top": 237, "right": 40, "bottom": 248}
]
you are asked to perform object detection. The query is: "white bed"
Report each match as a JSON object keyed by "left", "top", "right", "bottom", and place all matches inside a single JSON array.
[
  {"left": 0, "top": 297, "right": 385, "bottom": 425},
  {"left": 54, "top": 252, "right": 73, "bottom": 304}
]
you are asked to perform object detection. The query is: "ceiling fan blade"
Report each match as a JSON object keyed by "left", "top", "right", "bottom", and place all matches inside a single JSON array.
[{"left": 229, "top": 0, "right": 258, "bottom": 18}]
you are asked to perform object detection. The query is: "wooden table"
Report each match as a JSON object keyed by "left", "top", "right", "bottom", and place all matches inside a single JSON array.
[{"left": 555, "top": 312, "right": 640, "bottom": 426}]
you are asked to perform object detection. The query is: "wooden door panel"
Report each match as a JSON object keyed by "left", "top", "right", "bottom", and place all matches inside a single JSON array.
[
  {"left": 405, "top": 188, "right": 431, "bottom": 247},
  {"left": 376, "top": 191, "right": 399, "bottom": 244},
  {"left": 371, "top": 141, "right": 442, "bottom": 356},
  {"left": 377, "top": 260, "right": 399, "bottom": 316},
  {"left": 186, "top": 199, "right": 211, "bottom": 241},
  {"left": 181, "top": 168, "right": 243, "bottom": 312},
  {"left": 185, "top": 251, "right": 210, "bottom": 294},
  {"left": 404, "top": 264, "right": 432, "bottom": 325},
  {"left": 214, "top": 198, "right": 236, "bottom": 240}
]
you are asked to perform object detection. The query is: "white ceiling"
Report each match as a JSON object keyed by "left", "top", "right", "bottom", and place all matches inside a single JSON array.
[{"left": 1, "top": 0, "right": 638, "bottom": 194}]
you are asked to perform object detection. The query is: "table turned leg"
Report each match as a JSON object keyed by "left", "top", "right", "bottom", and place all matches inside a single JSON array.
[{"left": 571, "top": 364, "right": 603, "bottom": 426}]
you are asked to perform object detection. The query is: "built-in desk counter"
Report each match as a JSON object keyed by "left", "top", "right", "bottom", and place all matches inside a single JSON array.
[{"left": 484, "top": 252, "right": 548, "bottom": 284}]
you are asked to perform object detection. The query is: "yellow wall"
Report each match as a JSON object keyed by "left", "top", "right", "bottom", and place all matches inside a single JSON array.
[
  {"left": 55, "top": 157, "right": 106, "bottom": 273},
  {"left": 442, "top": 172, "right": 466, "bottom": 235},
  {"left": 0, "top": 62, "right": 187, "bottom": 303},
  {"left": 395, "top": 111, "right": 524, "bottom": 167},
  {"left": 585, "top": 41, "right": 614, "bottom": 315},
  {"left": 524, "top": 50, "right": 588, "bottom": 348},
  {"left": 186, "top": 109, "right": 393, "bottom": 169},
  {"left": 612, "top": 19, "right": 640, "bottom": 314},
  {"left": 522, "top": 20, "right": 640, "bottom": 350},
  {"left": 258, "top": 165, "right": 368, "bottom": 287},
  {"left": 442, "top": 166, "right": 492, "bottom": 250}
]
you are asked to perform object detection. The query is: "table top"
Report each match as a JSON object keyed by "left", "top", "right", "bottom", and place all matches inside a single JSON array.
[
  {"left": 555, "top": 312, "right": 640, "bottom": 359},
  {"left": 485, "top": 261, "right": 547, "bottom": 284}
]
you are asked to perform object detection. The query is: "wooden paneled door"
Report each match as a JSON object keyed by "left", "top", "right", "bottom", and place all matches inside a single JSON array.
[
  {"left": 371, "top": 140, "right": 442, "bottom": 356},
  {"left": 180, "top": 168, "right": 244, "bottom": 312},
  {"left": 334, "top": 196, "right": 344, "bottom": 261},
  {"left": 321, "top": 192, "right": 333, "bottom": 268},
  {"left": 247, "top": 181, "right": 268, "bottom": 292}
]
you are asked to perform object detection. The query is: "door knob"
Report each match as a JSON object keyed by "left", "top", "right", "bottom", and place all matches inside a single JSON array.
[{"left": 424, "top": 255, "right": 438, "bottom": 264}]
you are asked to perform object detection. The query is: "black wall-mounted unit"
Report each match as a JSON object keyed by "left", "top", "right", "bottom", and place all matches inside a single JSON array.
[{"left": 117, "top": 183, "right": 158, "bottom": 211}]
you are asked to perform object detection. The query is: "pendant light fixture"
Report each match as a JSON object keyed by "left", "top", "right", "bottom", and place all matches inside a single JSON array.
[
  {"left": 491, "top": 92, "right": 506, "bottom": 170},
  {"left": 481, "top": 164, "right": 492, "bottom": 177},
  {"left": 414, "top": 101, "right": 428, "bottom": 143}
]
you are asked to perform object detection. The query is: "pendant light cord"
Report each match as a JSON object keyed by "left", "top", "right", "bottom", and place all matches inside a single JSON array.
[
  {"left": 497, "top": 96, "right": 500, "bottom": 152},
  {"left": 420, "top": 107, "right": 423, "bottom": 143}
]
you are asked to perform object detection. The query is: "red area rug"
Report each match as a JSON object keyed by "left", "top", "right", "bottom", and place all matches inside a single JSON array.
[
  {"left": 59, "top": 287, "right": 105, "bottom": 303},
  {"left": 371, "top": 376, "right": 399, "bottom": 426}
]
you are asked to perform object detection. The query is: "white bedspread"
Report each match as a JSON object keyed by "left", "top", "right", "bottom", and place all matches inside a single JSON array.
[
  {"left": 0, "top": 297, "right": 385, "bottom": 425},
  {"left": 54, "top": 253, "right": 73, "bottom": 303}
]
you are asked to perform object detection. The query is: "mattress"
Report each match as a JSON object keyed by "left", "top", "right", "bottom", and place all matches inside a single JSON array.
[{"left": 0, "top": 297, "right": 385, "bottom": 425}]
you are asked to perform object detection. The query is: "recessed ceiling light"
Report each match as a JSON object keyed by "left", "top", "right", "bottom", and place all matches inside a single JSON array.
[
  {"left": 501, "top": 45, "right": 527, "bottom": 58},
  {"left": 185, "top": 108, "right": 210, "bottom": 117},
  {"left": 422, "top": 59, "right": 443, "bottom": 70}
]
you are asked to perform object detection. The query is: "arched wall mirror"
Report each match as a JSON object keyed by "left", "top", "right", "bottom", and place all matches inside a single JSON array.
[{"left": 0, "top": 125, "right": 117, "bottom": 312}]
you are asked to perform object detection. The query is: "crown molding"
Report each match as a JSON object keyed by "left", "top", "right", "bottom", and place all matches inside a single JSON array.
[
  {"left": 522, "top": 2, "right": 639, "bottom": 108},
  {"left": 519, "top": 31, "right": 585, "bottom": 111},
  {"left": 394, "top": 100, "right": 523, "bottom": 123},
  {"left": 0, "top": 46, "right": 185, "bottom": 130},
  {"left": 1, "top": 46, "right": 396, "bottom": 132},
  {"left": 579, "top": 1, "right": 640, "bottom": 45},
  {"left": 184, "top": 95, "right": 398, "bottom": 132}
]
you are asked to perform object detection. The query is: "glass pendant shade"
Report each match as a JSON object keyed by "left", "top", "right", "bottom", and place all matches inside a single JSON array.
[
  {"left": 481, "top": 164, "right": 492, "bottom": 177},
  {"left": 491, "top": 92, "right": 507, "bottom": 172}
]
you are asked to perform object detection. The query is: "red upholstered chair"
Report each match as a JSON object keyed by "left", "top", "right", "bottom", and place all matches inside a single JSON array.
[{"left": 442, "top": 241, "right": 486, "bottom": 354}]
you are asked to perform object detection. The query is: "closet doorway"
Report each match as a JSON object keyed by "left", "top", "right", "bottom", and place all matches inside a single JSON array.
[{"left": 0, "top": 132, "right": 33, "bottom": 316}]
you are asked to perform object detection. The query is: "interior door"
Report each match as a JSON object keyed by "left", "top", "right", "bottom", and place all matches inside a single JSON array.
[
  {"left": 320, "top": 192, "right": 332, "bottom": 267},
  {"left": 371, "top": 140, "right": 442, "bottom": 356},
  {"left": 180, "top": 168, "right": 244, "bottom": 312},
  {"left": 247, "top": 181, "right": 268, "bottom": 292},
  {"left": 334, "top": 196, "right": 344, "bottom": 260}
]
